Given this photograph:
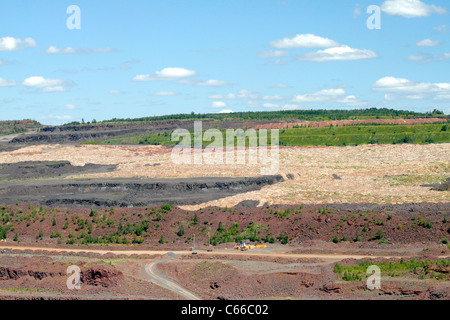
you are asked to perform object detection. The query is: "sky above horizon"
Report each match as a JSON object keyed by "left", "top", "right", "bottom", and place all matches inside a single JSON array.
[{"left": 1, "top": 0, "right": 449, "bottom": 125}]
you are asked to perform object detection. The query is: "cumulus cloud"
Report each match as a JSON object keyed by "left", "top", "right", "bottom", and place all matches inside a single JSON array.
[
  {"left": 270, "top": 34, "right": 338, "bottom": 49},
  {"left": 210, "top": 101, "right": 227, "bottom": 108},
  {"left": 281, "top": 104, "right": 303, "bottom": 110},
  {"left": 259, "top": 50, "right": 290, "bottom": 58},
  {"left": 0, "top": 59, "right": 11, "bottom": 66},
  {"left": 195, "top": 79, "right": 230, "bottom": 87},
  {"left": 291, "top": 88, "right": 365, "bottom": 105},
  {"left": 109, "top": 90, "right": 125, "bottom": 94},
  {"left": 337, "top": 95, "right": 366, "bottom": 106},
  {"left": 270, "top": 83, "right": 291, "bottom": 88},
  {"left": 373, "top": 76, "right": 450, "bottom": 100},
  {"left": 263, "top": 95, "right": 284, "bottom": 101},
  {"left": 120, "top": 58, "right": 140, "bottom": 70},
  {"left": 154, "top": 91, "right": 177, "bottom": 96},
  {"left": 381, "top": 0, "right": 447, "bottom": 18},
  {"left": 63, "top": 104, "right": 77, "bottom": 110},
  {"left": 262, "top": 103, "right": 280, "bottom": 109},
  {"left": 36, "top": 115, "right": 75, "bottom": 124},
  {"left": 416, "top": 38, "right": 441, "bottom": 47},
  {"left": 217, "top": 109, "right": 234, "bottom": 114},
  {"left": 434, "top": 24, "right": 448, "bottom": 33},
  {"left": 208, "top": 90, "right": 260, "bottom": 100},
  {"left": 44, "top": 46, "right": 115, "bottom": 54},
  {"left": 0, "top": 77, "right": 17, "bottom": 87},
  {"left": 22, "top": 76, "right": 67, "bottom": 92},
  {"left": 297, "top": 45, "right": 378, "bottom": 62},
  {"left": 0, "top": 37, "right": 36, "bottom": 51},
  {"left": 133, "top": 68, "right": 197, "bottom": 81},
  {"left": 409, "top": 52, "right": 450, "bottom": 63},
  {"left": 292, "top": 88, "right": 346, "bottom": 103}
]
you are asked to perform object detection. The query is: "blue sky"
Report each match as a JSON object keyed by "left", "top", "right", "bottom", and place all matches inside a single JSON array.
[{"left": 0, "top": 0, "right": 449, "bottom": 124}]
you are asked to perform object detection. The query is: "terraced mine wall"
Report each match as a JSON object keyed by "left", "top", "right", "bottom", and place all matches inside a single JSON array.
[{"left": 0, "top": 175, "right": 284, "bottom": 207}]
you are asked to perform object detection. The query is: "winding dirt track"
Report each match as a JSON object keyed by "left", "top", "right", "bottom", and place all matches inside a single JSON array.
[{"left": 145, "top": 254, "right": 201, "bottom": 300}]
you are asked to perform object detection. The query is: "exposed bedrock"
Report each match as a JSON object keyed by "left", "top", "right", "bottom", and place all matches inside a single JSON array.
[{"left": 0, "top": 175, "right": 284, "bottom": 207}]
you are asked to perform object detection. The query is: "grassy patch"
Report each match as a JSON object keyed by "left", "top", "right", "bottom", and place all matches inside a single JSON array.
[
  {"left": 334, "top": 259, "right": 450, "bottom": 282},
  {"left": 386, "top": 174, "right": 449, "bottom": 186},
  {"left": 85, "top": 123, "right": 450, "bottom": 147}
]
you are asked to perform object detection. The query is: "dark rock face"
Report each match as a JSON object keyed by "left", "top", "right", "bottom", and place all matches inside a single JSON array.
[
  {"left": 80, "top": 268, "right": 124, "bottom": 287},
  {"left": 0, "top": 161, "right": 117, "bottom": 180},
  {"left": 0, "top": 175, "right": 284, "bottom": 208},
  {"left": 0, "top": 267, "right": 64, "bottom": 281},
  {"left": 0, "top": 266, "right": 122, "bottom": 288}
]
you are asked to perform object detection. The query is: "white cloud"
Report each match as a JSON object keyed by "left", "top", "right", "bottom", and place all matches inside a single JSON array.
[
  {"left": 297, "top": 45, "right": 378, "bottom": 62},
  {"left": 208, "top": 93, "right": 236, "bottom": 99},
  {"left": 353, "top": 6, "right": 362, "bottom": 17},
  {"left": 271, "top": 83, "right": 291, "bottom": 88},
  {"left": 121, "top": 59, "right": 140, "bottom": 70},
  {"left": 434, "top": 24, "right": 448, "bottom": 33},
  {"left": 435, "top": 94, "right": 450, "bottom": 100},
  {"left": 259, "top": 50, "right": 290, "bottom": 58},
  {"left": 270, "top": 34, "right": 338, "bottom": 49},
  {"left": 36, "top": 115, "right": 75, "bottom": 123},
  {"left": 416, "top": 38, "right": 441, "bottom": 47},
  {"left": 46, "top": 46, "right": 76, "bottom": 54},
  {"left": 109, "top": 90, "right": 125, "bottom": 94},
  {"left": 44, "top": 46, "right": 115, "bottom": 54},
  {"left": 381, "top": 0, "right": 447, "bottom": 18},
  {"left": 63, "top": 104, "right": 77, "bottom": 110},
  {"left": 236, "top": 90, "right": 260, "bottom": 100},
  {"left": 337, "top": 95, "right": 366, "bottom": 106},
  {"left": 22, "top": 76, "right": 67, "bottom": 92},
  {"left": 273, "top": 59, "right": 288, "bottom": 65},
  {"left": 0, "top": 77, "right": 17, "bottom": 87},
  {"left": 281, "top": 104, "right": 303, "bottom": 110},
  {"left": 154, "top": 91, "right": 176, "bottom": 96},
  {"left": 292, "top": 88, "right": 346, "bottom": 103},
  {"left": 208, "top": 90, "right": 259, "bottom": 100},
  {"left": 263, "top": 95, "right": 284, "bottom": 100},
  {"left": 373, "top": 76, "right": 450, "bottom": 99},
  {"left": 133, "top": 67, "right": 196, "bottom": 81},
  {"left": 195, "top": 79, "right": 229, "bottom": 87},
  {"left": 217, "top": 109, "right": 234, "bottom": 114},
  {"left": 409, "top": 53, "right": 450, "bottom": 63},
  {"left": 0, "top": 37, "right": 36, "bottom": 51},
  {"left": 0, "top": 59, "right": 11, "bottom": 66},
  {"left": 262, "top": 103, "right": 280, "bottom": 109},
  {"left": 211, "top": 101, "right": 227, "bottom": 108}
]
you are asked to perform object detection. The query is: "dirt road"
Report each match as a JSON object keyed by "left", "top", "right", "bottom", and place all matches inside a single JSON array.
[
  {"left": 144, "top": 253, "right": 201, "bottom": 300},
  {"left": 0, "top": 245, "right": 425, "bottom": 261}
]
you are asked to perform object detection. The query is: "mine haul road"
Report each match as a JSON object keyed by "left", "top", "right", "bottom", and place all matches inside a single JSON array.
[{"left": 1, "top": 245, "right": 449, "bottom": 300}]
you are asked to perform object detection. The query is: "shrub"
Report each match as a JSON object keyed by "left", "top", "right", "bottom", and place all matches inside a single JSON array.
[
  {"left": 160, "top": 204, "right": 173, "bottom": 213},
  {"left": 277, "top": 233, "right": 289, "bottom": 245},
  {"left": 177, "top": 225, "right": 185, "bottom": 237}
]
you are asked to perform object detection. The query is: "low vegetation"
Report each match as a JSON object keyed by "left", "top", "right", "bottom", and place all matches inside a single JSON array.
[
  {"left": 85, "top": 123, "right": 450, "bottom": 147},
  {"left": 334, "top": 259, "right": 450, "bottom": 282}
]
